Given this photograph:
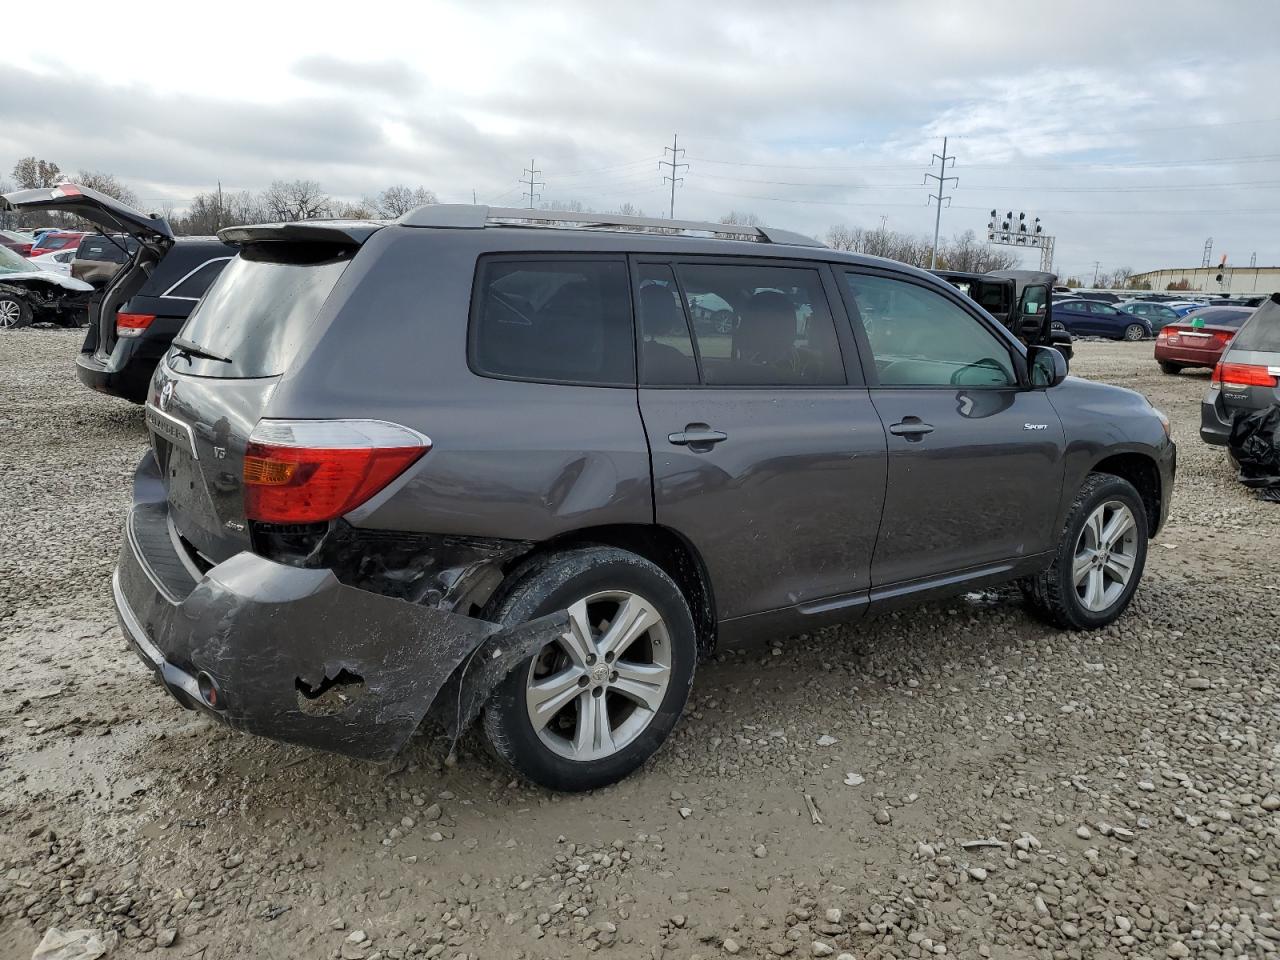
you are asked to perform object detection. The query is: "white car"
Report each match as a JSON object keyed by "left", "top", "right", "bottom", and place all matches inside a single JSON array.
[
  {"left": 0, "top": 245, "right": 93, "bottom": 328},
  {"left": 25, "top": 249, "right": 77, "bottom": 277}
]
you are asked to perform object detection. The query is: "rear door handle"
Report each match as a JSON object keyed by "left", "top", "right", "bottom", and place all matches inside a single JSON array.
[
  {"left": 668, "top": 425, "right": 728, "bottom": 448},
  {"left": 889, "top": 417, "right": 934, "bottom": 439}
]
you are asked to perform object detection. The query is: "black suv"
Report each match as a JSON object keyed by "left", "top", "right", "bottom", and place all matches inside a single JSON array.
[
  {"left": 35, "top": 201, "right": 1177, "bottom": 791},
  {"left": 2, "top": 186, "right": 235, "bottom": 403}
]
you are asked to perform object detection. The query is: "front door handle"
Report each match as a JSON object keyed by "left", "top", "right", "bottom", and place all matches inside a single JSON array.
[
  {"left": 668, "top": 424, "right": 728, "bottom": 449},
  {"left": 889, "top": 417, "right": 934, "bottom": 439}
]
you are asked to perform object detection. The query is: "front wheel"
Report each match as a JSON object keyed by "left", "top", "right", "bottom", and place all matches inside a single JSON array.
[
  {"left": 1022, "top": 472, "right": 1149, "bottom": 630},
  {"left": 0, "top": 288, "right": 33, "bottom": 330},
  {"left": 481, "top": 546, "right": 696, "bottom": 791},
  {"left": 1123, "top": 323, "right": 1147, "bottom": 341}
]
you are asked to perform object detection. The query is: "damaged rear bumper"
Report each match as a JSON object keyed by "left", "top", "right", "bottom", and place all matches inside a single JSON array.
[{"left": 113, "top": 465, "right": 564, "bottom": 762}]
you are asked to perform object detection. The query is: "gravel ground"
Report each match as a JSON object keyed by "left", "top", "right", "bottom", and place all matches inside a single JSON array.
[{"left": 2, "top": 330, "right": 1278, "bottom": 960}]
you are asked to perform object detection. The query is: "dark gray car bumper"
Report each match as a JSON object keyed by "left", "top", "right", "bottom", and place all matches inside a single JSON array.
[
  {"left": 1200, "top": 388, "right": 1232, "bottom": 446},
  {"left": 114, "top": 458, "right": 563, "bottom": 761}
]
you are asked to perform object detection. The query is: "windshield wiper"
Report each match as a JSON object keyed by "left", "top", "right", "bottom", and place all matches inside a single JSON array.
[{"left": 170, "top": 336, "right": 232, "bottom": 364}]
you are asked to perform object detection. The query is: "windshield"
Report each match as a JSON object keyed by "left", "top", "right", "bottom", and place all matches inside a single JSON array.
[
  {"left": 0, "top": 246, "right": 34, "bottom": 274},
  {"left": 171, "top": 243, "right": 352, "bottom": 378}
]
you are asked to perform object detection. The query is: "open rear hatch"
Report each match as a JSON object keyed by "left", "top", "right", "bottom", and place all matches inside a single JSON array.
[
  {"left": 1, "top": 184, "right": 174, "bottom": 359},
  {"left": 148, "top": 224, "right": 384, "bottom": 566}
]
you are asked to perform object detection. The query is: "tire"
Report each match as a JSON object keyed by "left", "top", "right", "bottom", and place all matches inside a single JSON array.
[
  {"left": 0, "top": 288, "right": 33, "bottom": 330},
  {"left": 1050, "top": 321, "right": 1067, "bottom": 332},
  {"left": 1159, "top": 361, "right": 1183, "bottom": 375},
  {"left": 1022, "top": 472, "right": 1149, "bottom": 630},
  {"left": 1123, "top": 323, "right": 1147, "bottom": 341},
  {"left": 481, "top": 546, "right": 697, "bottom": 791}
]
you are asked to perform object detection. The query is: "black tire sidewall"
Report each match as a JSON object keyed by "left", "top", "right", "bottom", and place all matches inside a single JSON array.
[
  {"left": 0, "top": 291, "right": 32, "bottom": 330},
  {"left": 1053, "top": 476, "right": 1149, "bottom": 629},
  {"left": 482, "top": 548, "right": 696, "bottom": 791}
]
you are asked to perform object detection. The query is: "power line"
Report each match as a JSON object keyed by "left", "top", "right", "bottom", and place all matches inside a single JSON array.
[
  {"left": 685, "top": 151, "right": 1280, "bottom": 172},
  {"left": 692, "top": 173, "right": 1280, "bottom": 193},
  {"left": 520, "top": 159, "right": 544, "bottom": 209},
  {"left": 925, "top": 137, "right": 957, "bottom": 269},
  {"left": 659, "top": 134, "right": 689, "bottom": 219}
]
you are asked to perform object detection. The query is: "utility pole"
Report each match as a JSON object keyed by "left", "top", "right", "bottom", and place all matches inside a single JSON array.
[
  {"left": 658, "top": 134, "right": 688, "bottom": 219},
  {"left": 1250, "top": 251, "right": 1257, "bottom": 268},
  {"left": 878, "top": 215, "right": 889, "bottom": 232},
  {"left": 1092, "top": 261, "right": 1102, "bottom": 287},
  {"left": 520, "top": 160, "right": 543, "bottom": 209},
  {"left": 926, "top": 137, "right": 958, "bottom": 269},
  {"left": 215, "top": 180, "right": 224, "bottom": 232}
]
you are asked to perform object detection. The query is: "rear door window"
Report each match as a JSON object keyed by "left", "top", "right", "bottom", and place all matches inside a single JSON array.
[
  {"left": 672, "top": 262, "right": 845, "bottom": 386},
  {"left": 170, "top": 243, "right": 352, "bottom": 379},
  {"left": 635, "top": 264, "right": 699, "bottom": 386},
  {"left": 470, "top": 257, "right": 634, "bottom": 386}
]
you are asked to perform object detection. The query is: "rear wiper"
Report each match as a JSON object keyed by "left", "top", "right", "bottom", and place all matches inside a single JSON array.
[{"left": 170, "top": 336, "right": 232, "bottom": 364}]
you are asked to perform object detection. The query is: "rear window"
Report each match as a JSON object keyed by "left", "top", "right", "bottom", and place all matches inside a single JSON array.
[
  {"left": 38, "top": 236, "right": 75, "bottom": 251},
  {"left": 169, "top": 244, "right": 351, "bottom": 379},
  {"left": 78, "top": 235, "right": 136, "bottom": 262},
  {"left": 1228, "top": 300, "right": 1280, "bottom": 352},
  {"left": 470, "top": 257, "right": 634, "bottom": 385},
  {"left": 1188, "top": 308, "right": 1251, "bottom": 327},
  {"left": 164, "top": 258, "right": 231, "bottom": 299}
]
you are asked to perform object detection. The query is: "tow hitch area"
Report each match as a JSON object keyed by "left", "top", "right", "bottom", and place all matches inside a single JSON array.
[{"left": 115, "top": 520, "right": 568, "bottom": 761}]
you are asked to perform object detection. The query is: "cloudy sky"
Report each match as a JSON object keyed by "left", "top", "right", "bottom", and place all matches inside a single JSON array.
[{"left": 5, "top": 0, "right": 1280, "bottom": 279}]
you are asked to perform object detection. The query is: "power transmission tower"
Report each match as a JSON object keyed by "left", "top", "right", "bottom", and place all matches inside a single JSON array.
[
  {"left": 1250, "top": 251, "right": 1257, "bottom": 268},
  {"left": 1092, "top": 261, "right": 1102, "bottom": 287},
  {"left": 659, "top": 134, "right": 688, "bottom": 219},
  {"left": 520, "top": 160, "right": 544, "bottom": 209},
  {"left": 878, "top": 215, "right": 889, "bottom": 232},
  {"left": 1201, "top": 237, "right": 1213, "bottom": 268},
  {"left": 926, "top": 137, "right": 958, "bottom": 269}
]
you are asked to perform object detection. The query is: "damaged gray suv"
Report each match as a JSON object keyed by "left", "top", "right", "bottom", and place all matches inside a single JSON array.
[{"left": 98, "top": 203, "right": 1174, "bottom": 791}]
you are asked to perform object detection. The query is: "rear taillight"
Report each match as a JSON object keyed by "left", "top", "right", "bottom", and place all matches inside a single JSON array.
[
  {"left": 1212, "top": 330, "right": 1235, "bottom": 346},
  {"left": 242, "top": 419, "right": 430, "bottom": 523},
  {"left": 115, "top": 313, "right": 155, "bottom": 338},
  {"left": 1156, "top": 326, "right": 1172, "bottom": 341},
  {"left": 1211, "top": 362, "right": 1278, "bottom": 388}
]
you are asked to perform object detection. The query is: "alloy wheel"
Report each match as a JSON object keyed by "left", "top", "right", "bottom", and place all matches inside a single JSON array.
[
  {"left": 1123, "top": 324, "right": 1146, "bottom": 341},
  {"left": 525, "top": 590, "right": 672, "bottom": 761},
  {"left": 1073, "top": 500, "right": 1138, "bottom": 612},
  {"left": 0, "top": 299, "right": 21, "bottom": 329}
]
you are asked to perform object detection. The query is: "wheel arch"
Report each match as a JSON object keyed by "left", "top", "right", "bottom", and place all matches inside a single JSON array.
[
  {"left": 502, "top": 523, "right": 718, "bottom": 659},
  {"left": 1090, "top": 451, "right": 1163, "bottom": 535}
]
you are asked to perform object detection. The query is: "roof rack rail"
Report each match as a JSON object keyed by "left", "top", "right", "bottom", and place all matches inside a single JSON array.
[{"left": 397, "top": 203, "right": 824, "bottom": 248}]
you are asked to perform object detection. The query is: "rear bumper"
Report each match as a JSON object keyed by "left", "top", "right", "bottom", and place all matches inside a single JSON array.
[
  {"left": 76, "top": 342, "right": 157, "bottom": 404},
  {"left": 1200, "top": 390, "right": 1232, "bottom": 446},
  {"left": 114, "top": 452, "right": 564, "bottom": 760},
  {"left": 1155, "top": 344, "right": 1222, "bottom": 368}
]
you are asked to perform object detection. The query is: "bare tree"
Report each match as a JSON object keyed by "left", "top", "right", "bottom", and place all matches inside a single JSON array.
[
  {"left": 262, "top": 180, "right": 330, "bottom": 221},
  {"left": 365, "top": 185, "right": 437, "bottom": 219},
  {"left": 11, "top": 157, "right": 62, "bottom": 189},
  {"left": 330, "top": 199, "right": 378, "bottom": 219},
  {"left": 826, "top": 223, "right": 1016, "bottom": 272},
  {"left": 718, "top": 210, "right": 762, "bottom": 226},
  {"left": 74, "top": 170, "right": 138, "bottom": 207}
]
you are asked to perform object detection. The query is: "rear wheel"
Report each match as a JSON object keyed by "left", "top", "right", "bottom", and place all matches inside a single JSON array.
[
  {"left": 0, "top": 289, "right": 33, "bottom": 330},
  {"left": 481, "top": 546, "right": 696, "bottom": 791},
  {"left": 1023, "top": 472, "right": 1148, "bottom": 630},
  {"left": 1123, "top": 323, "right": 1147, "bottom": 341},
  {"left": 1159, "top": 360, "right": 1183, "bottom": 375}
]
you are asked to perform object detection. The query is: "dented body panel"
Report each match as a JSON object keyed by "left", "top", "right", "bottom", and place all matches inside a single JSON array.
[{"left": 115, "top": 452, "right": 565, "bottom": 761}]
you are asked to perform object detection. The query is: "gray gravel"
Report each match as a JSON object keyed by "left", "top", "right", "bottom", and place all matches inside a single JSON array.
[{"left": 1, "top": 330, "right": 1278, "bottom": 960}]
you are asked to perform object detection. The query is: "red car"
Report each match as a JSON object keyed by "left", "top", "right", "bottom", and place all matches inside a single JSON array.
[
  {"left": 0, "top": 230, "right": 34, "bottom": 256},
  {"left": 29, "top": 231, "right": 86, "bottom": 258},
  {"left": 1154, "top": 306, "right": 1255, "bottom": 374}
]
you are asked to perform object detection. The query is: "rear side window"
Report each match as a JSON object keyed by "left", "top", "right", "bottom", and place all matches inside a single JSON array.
[
  {"left": 470, "top": 258, "right": 634, "bottom": 386},
  {"left": 1228, "top": 301, "right": 1280, "bottom": 351},
  {"left": 636, "top": 264, "right": 699, "bottom": 385},
  {"left": 1193, "top": 308, "right": 1252, "bottom": 328},
  {"left": 164, "top": 258, "right": 231, "bottom": 299},
  {"left": 673, "top": 262, "right": 845, "bottom": 386},
  {"left": 170, "top": 243, "right": 351, "bottom": 379}
]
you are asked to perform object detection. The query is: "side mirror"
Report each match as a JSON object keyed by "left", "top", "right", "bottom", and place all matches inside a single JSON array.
[{"left": 1027, "top": 345, "right": 1068, "bottom": 389}]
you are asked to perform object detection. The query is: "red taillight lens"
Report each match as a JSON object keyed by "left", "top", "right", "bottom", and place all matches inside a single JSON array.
[
  {"left": 242, "top": 419, "right": 430, "bottom": 523},
  {"left": 1211, "top": 362, "right": 1278, "bottom": 388},
  {"left": 116, "top": 313, "right": 155, "bottom": 338},
  {"left": 1212, "top": 330, "right": 1235, "bottom": 346},
  {"left": 1156, "top": 326, "right": 1172, "bottom": 341}
]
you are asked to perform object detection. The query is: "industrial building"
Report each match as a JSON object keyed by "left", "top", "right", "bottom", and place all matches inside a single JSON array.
[{"left": 1127, "top": 265, "right": 1280, "bottom": 294}]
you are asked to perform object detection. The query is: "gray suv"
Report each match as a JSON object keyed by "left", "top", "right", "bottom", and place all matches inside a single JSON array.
[{"left": 103, "top": 205, "right": 1174, "bottom": 791}]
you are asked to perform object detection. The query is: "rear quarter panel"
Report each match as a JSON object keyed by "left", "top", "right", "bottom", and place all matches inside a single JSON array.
[{"left": 265, "top": 227, "right": 654, "bottom": 540}]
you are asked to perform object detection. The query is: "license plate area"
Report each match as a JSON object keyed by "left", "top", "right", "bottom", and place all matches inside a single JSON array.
[{"left": 146, "top": 403, "right": 198, "bottom": 460}]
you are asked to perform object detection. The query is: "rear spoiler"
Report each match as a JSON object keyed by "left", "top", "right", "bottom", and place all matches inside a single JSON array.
[{"left": 218, "top": 221, "right": 385, "bottom": 246}]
